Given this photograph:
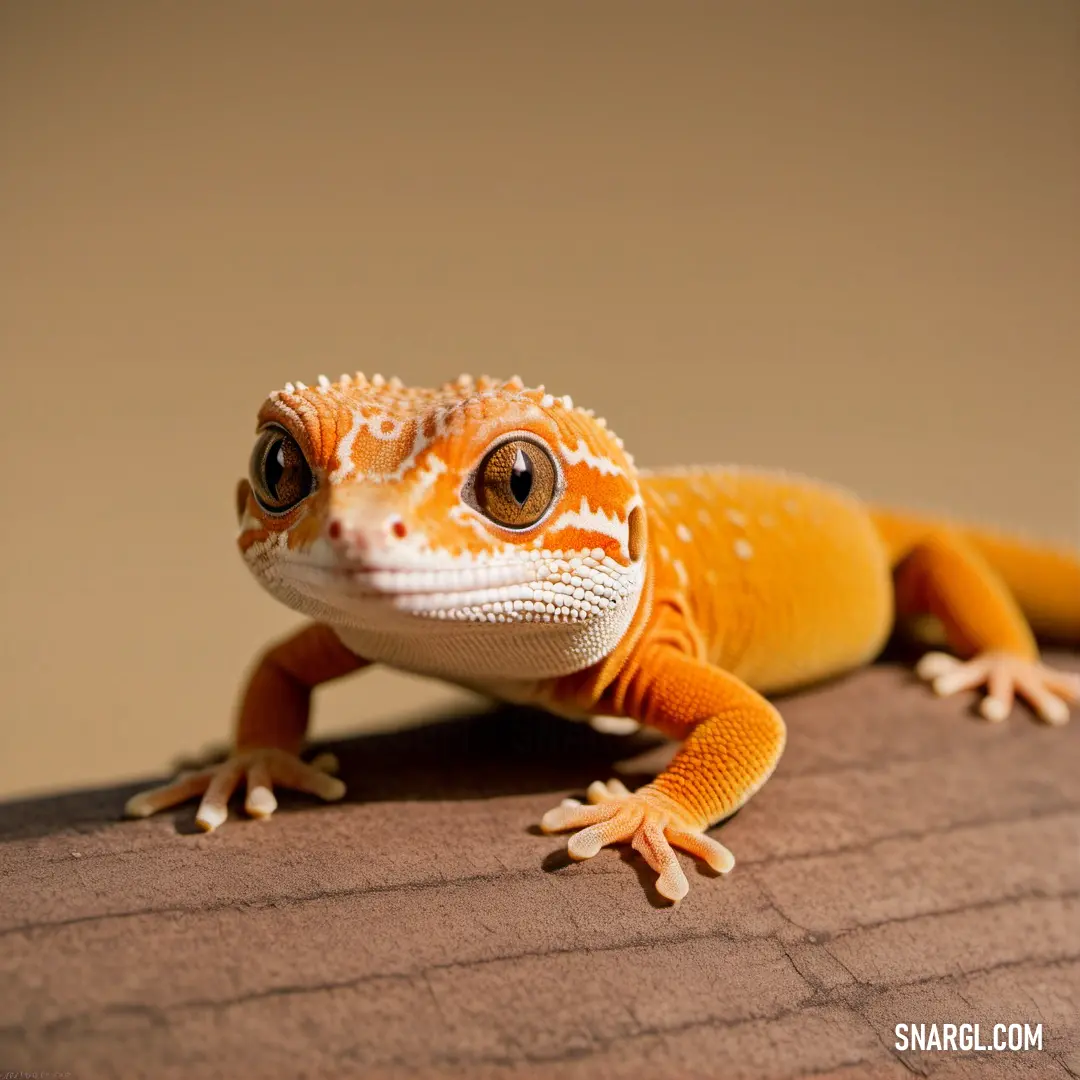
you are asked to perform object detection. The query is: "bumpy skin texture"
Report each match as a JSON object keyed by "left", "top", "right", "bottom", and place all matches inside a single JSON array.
[{"left": 126, "top": 375, "right": 1080, "bottom": 902}]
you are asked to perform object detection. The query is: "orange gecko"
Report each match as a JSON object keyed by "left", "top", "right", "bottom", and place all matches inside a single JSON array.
[{"left": 126, "top": 375, "right": 1080, "bottom": 902}]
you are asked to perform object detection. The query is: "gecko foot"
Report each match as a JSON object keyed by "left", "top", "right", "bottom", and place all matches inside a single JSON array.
[
  {"left": 124, "top": 749, "right": 345, "bottom": 831},
  {"left": 540, "top": 779, "right": 734, "bottom": 903},
  {"left": 916, "top": 650, "right": 1080, "bottom": 726}
]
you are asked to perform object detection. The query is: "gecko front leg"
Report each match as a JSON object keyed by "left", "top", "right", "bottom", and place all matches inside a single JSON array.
[
  {"left": 126, "top": 623, "right": 368, "bottom": 830},
  {"left": 541, "top": 648, "right": 786, "bottom": 902}
]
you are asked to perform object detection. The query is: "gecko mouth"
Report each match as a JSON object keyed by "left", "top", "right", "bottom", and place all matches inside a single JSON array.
[
  {"left": 283, "top": 560, "right": 546, "bottom": 611},
  {"left": 269, "top": 549, "right": 635, "bottom": 624}
]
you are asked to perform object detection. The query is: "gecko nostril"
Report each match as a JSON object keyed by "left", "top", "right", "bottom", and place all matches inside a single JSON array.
[
  {"left": 391, "top": 520, "right": 408, "bottom": 540},
  {"left": 327, "top": 520, "right": 342, "bottom": 540}
]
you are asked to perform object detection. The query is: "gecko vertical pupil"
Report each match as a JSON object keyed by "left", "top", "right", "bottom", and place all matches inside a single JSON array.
[
  {"left": 509, "top": 447, "right": 533, "bottom": 504},
  {"left": 477, "top": 438, "right": 556, "bottom": 528},
  {"left": 249, "top": 427, "right": 312, "bottom": 513}
]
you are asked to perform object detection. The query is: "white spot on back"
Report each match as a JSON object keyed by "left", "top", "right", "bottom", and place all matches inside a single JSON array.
[
  {"left": 734, "top": 538, "right": 753, "bottom": 560},
  {"left": 697, "top": 508, "right": 711, "bottom": 526},
  {"left": 675, "top": 523, "right": 693, "bottom": 543},
  {"left": 726, "top": 509, "right": 747, "bottom": 527}
]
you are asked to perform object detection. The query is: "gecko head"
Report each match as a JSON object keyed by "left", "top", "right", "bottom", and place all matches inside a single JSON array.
[{"left": 235, "top": 373, "right": 648, "bottom": 680}]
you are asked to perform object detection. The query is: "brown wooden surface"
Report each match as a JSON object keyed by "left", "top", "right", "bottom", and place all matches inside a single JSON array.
[{"left": 2, "top": 654, "right": 1078, "bottom": 1080}]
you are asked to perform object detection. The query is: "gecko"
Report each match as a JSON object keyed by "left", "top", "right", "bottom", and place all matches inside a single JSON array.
[{"left": 126, "top": 374, "right": 1080, "bottom": 902}]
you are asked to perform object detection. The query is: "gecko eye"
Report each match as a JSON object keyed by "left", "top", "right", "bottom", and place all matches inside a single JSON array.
[
  {"left": 249, "top": 427, "right": 313, "bottom": 513},
  {"left": 477, "top": 439, "right": 557, "bottom": 529}
]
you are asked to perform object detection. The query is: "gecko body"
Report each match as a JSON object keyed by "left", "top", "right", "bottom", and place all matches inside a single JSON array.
[{"left": 128, "top": 375, "right": 1080, "bottom": 901}]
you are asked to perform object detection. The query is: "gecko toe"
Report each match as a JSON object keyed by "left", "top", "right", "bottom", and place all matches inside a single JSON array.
[
  {"left": 1016, "top": 674, "right": 1070, "bottom": 726},
  {"left": 633, "top": 818, "right": 689, "bottom": 902},
  {"left": 918, "top": 650, "right": 1076, "bottom": 726},
  {"left": 915, "top": 651, "right": 959, "bottom": 681},
  {"left": 666, "top": 829, "right": 736, "bottom": 874},
  {"left": 124, "top": 748, "right": 347, "bottom": 829},
  {"left": 979, "top": 696, "right": 1009, "bottom": 723},
  {"left": 566, "top": 804, "right": 645, "bottom": 860},
  {"left": 540, "top": 800, "right": 616, "bottom": 834},
  {"left": 124, "top": 767, "right": 217, "bottom": 819},
  {"left": 931, "top": 659, "right": 989, "bottom": 697}
]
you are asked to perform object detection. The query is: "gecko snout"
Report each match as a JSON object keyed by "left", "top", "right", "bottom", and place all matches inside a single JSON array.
[{"left": 325, "top": 512, "right": 409, "bottom": 564}]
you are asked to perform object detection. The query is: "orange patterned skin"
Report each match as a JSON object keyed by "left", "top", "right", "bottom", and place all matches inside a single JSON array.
[{"left": 127, "top": 375, "right": 1080, "bottom": 902}]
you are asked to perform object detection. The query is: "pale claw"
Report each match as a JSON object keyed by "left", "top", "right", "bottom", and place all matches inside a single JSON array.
[
  {"left": 916, "top": 650, "right": 1078, "bottom": 725},
  {"left": 125, "top": 748, "right": 346, "bottom": 831},
  {"left": 541, "top": 781, "right": 734, "bottom": 903}
]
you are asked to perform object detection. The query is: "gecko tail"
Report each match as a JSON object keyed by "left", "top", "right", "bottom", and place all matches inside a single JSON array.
[{"left": 870, "top": 507, "right": 1080, "bottom": 645}]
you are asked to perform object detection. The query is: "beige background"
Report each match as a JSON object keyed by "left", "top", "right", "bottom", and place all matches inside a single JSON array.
[{"left": 1, "top": 1, "right": 1077, "bottom": 800}]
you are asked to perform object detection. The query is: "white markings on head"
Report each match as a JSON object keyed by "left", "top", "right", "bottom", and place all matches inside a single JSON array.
[
  {"left": 369, "top": 414, "right": 405, "bottom": 441},
  {"left": 449, "top": 502, "right": 509, "bottom": 546},
  {"left": 410, "top": 452, "right": 448, "bottom": 504},
  {"left": 734, "top": 538, "right": 754, "bottom": 560},
  {"left": 548, "top": 497, "right": 631, "bottom": 560},
  {"left": 329, "top": 409, "right": 364, "bottom": 483},
  {"left": 328, "top": 408, "right": 442, "bottom": 487},
  {"left": 675, "top": 523, "right": 693, "bottom": 543},
  {"left": 673, "top": 559, "right": 688, "bottom": 586},
  {"left": 560, "top": 439, "right": 624, "bottom": 476}
]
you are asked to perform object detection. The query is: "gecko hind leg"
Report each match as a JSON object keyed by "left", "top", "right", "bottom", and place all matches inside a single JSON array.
[
  {"left": 916, "top": 651, "right": 1079, "bottom": 725},
  {"left": 892, "top": 531, "right": 1079, "bottom": 725}
]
